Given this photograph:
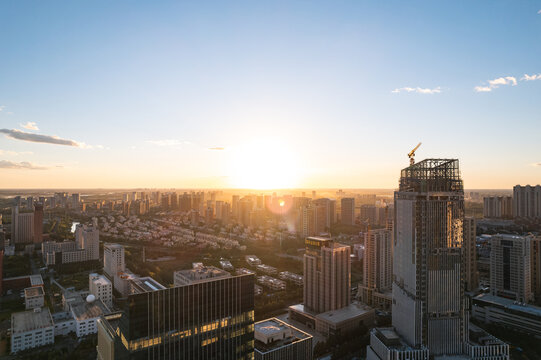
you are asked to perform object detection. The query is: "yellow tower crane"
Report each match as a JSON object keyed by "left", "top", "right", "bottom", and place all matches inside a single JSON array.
[{"left": 408, "top": 142, "right": 422, "bottom": 166}]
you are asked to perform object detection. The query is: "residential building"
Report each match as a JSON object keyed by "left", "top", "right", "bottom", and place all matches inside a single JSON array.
[
  {"left": 359, "top": 229, "right": 392, "bottom": 310},
  {"left": 33, "top": 203, "right": 43, "bottom": 244},
  {"left": 341, "top": 198, "right": 355, "bottom": 226},
  {"left": 513, "top": 185, "right": 541, "bottom": 220},
  {"left": 490, "top": 234, "right": 533, "bottom": 302},
  {"left": 104, "top": 243, "right": 126, "bottom": 280},
  {"left": 483, "top": 196, "right": 513, "bottom": 218},
  {"left": 303, "top": 236, "right": 350, "bottom": 314},
  {"left": 11, "top": 206, "right": 34, "bottom": 244}
]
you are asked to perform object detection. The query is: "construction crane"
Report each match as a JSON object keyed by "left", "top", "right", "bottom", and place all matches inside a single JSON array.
[{"left": 408, "top": 142, "right": 422, "bottom": 165}]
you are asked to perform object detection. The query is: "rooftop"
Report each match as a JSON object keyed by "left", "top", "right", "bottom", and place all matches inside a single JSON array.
[
  {"left": 316, "top": 302, "right": 374, "bottom": 325},
  {"left": 24, "top": 286, "right": 44, "bottom": 298},
  {"left": 12, "top": 308, "right": 53, "bottom": 333},
  {"left": 70, "top": 298, "right": 110, "bottom": 321},
  {"left": 129, "top": 276, "right": 166, "bottom": 294},
  {"left": 89, "top": 273, "right": 112, "bottom": 286},
  {"left": 400, "top": 158, "right": 463, "bottom": 193},
  {"left": 255, "top": 318, "right": 312, "bottom": 353},
  {"left": 175, "top": 266, "right": 231, "bottom": 284},
  {"left": 473, "top": 293, "right": 541, "bottom": 318}
]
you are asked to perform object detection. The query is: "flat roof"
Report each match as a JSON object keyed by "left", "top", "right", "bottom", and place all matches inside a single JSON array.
[
  {"left": 30, "top": 275, "right": 44, "bottom": 287},
  {"left": 12, "top": 308, "right": 53, "bottom": 333},
  {"left": 24, "top": 286, "right": 44, "bottom": 297},
  {"left": 316, "top": 302, "right": 374, "bottom": 325},
  {"left": 71, "top": 298, "right": 109, "bottom": 321},
  {"left": 175, "top": 266, "right": 231, "bottom": 283},
  {"left": 90, "top": 273, "right": 112, "bottom": 286},
  {"left": 473, "top": 293, "right": 541, "bottom": 318},
  {"left": 255, "top": 318, "right": 312, "bottom": 353},
  {"left": 129, "top": 276, "right": 166, "bottom": 293}
]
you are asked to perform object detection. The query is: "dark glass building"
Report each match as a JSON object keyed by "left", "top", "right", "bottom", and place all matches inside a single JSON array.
[{"left": 97, "top": 274, "right": 255, "bottom": 360}]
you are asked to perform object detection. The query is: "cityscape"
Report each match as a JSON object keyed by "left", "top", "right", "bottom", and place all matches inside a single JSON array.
[{"left": 1, "top": 1, "right": 541, "bottom": 360}]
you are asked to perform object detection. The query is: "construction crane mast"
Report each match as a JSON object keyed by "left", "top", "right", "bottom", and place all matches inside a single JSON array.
[{"left": 408, "top": 142, "right": 422, "bottom": 166}]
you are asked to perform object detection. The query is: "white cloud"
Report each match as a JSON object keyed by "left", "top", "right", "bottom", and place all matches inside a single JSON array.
[
  {"left": 474, "top": 86, "right": 492, "bottom": 92},
  {"left": 475, "top": 76, "right": 517, "bottom": 92},
  {"left": 20, "top": 121, "right": 39, "bottom": 130},
  {"left": 391, "top": 86, "right": 441, "bottom": 94},
  {"left": 522, "top": 73, "right": 541, "bottom": 81},
  {"left": 538, "top": 9, "right": 541, "bottom": 14},
  {"left": 0, "top": 160, "right": 48, "bottom": 170}
]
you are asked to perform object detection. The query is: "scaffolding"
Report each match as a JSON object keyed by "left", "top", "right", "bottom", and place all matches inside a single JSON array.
[{"left": 399, "top": 159, "right": 463, "bottom": 193}]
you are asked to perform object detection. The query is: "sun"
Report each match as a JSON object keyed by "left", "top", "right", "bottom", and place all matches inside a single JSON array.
[{"left": 228, "top": 138, "right": 300, "bottom": 189}]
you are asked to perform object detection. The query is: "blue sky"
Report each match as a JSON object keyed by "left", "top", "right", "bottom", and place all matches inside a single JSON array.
[{"left": 0, "top": 1, "right": 540, "bottom": 189}]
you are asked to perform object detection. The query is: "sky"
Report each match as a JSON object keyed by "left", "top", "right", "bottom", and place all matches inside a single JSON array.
[{"left": 0, "top": 0, "right": 540, "bottom": 189}]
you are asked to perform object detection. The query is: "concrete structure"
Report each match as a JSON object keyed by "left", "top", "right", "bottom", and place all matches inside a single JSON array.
[
  {"left": 24, "top": 286, "right": 45, "bottom": 310},
  {"left": 254, "top": 318, "right": 312, "bottom": 360},
  {"left": 359, "top": 229, "right": 392, "bottom": 310},
  {"left": 531, "top": 236, "right": 541, "bottom": 301},
  {"left": 367, "top": 159, "right": 509, "bottom": 360},
  {"left": 490, "top": 234, "right": 533, "bottom": 303},
  {"left": 483, "top": 196, "right": 513, "bottom": 219},
  {"left": 174, "top": 265, "right": 231, "bottom": 286},
  {"left": 104, "top": 243, "right": 125, "bottom": 279},
  {"left": 33, "top": 203, "right": 43, "bottom": 243},
  {"left": 464, "top": 217, "right": 479, "bottom": 292},
  {"left": 513, "top": 184, "right": 541, "bottom": 220},
  {"left": 75, "top": 223, "right": 99, "bottom": 261},
  {"left": 70, "top": 297, "right": 110, "bottom": 337},
  {"left": 89, "top": 273, "right": 113, "bottom": 309},
  {"left": 257, "top": 275, "right": 286, "bottom": 290},
  {"left": 11, "top": 206, "right": 34, "bottom": 244},
  {"left": 42, "top": 223, "right": 99, "bottom": 266},
  {"left": 11, "top": 307, "right": 54, "bottom": 353},
  {"left": 257, "top": 264, "right": 278, "bottom": 275},
  {"left": 279, "top": 271, "right": 303, "bottom": 286},
  {"left": 304, "top": 236, "right": 350, "bottom": 314},
  {"left": 340, "top": 198, "right": 355, "bottom": 226},
  {"left": 472, "top": 293, "right": 541, "bottom": 337}
]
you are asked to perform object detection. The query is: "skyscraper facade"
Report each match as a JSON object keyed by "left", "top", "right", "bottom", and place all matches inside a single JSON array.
[
  {"left": 464, "top": 217, "right": 478, "bottom": 292},
  {"left": 367, "top": 159, "right": 509, "bottom": 360},
  {"left": 359, "top": 229, "right": 392, "bottom": 308},
  {"left": 33, "top": 203, "right": 43, "bottom": 244},
  {"left": 97, "top": 274, "right": 255, "bottom": 360}
]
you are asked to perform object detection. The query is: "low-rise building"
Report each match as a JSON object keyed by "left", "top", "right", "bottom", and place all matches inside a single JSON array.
[
  {"left": 254, "top": 318, "right": 312, "bottom": 360},
  {"left": 24, "top": 286, "right": 45, "bottom": 310},
  {"left": 89, "top": 273, "right": 113, "bottom": 309},
  {"left": 219, "top": 260, "right": 234, "bottom": 270},
  {"left": 279, "top": 271, "right": 303, "bottom": 286},
  {"left": 257, "top": 264, "right": 278, "bottom": 275},
  {"left": 11, "top": 308, "right": 54, "bottom": 353},
  {"left": 246, "top": 255, "right": 262, "bottom": 266},
  {"left": 70, "top": 296, "right": 110, "bottom": 337},
  {"left": 257, "top": 276, "right": 286, "bottom": 291},
  {"left": 472, "top": 293, "right": 541, "bottom": 337}
]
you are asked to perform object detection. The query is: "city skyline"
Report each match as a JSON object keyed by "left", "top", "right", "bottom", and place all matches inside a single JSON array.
[{"left": 1, "top": 1, "right": 541, "bottom": 189}]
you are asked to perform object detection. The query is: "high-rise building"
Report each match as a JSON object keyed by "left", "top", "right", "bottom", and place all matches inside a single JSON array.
[
  {"left": 71, "top": 193, "right": 80, "bottom": 210},
  {"left": 75, "top": 223, "right": 99, "bottom": 261},
  {"left": 359, "top": 229, "right": 392, "bottom": 309},
  {"left": 367, "top": 159, "right": 509, "bottom": 360},
  {"left": 360, "top": 205, "right": 377, "bottom": 225},
  {"left": 238, "top": 199, "right": 253, "bottom": 227},
  {"left": 463, "top": 217, "right": 478, "bottom": 292},
  {"left": 303, "top": 236, "right": 351, "bottom": 313},
  {"left": 96, "top": 274, "right": 255, "bottom": 360},
  {"left": 298, "top": 206, "right": 315, "bottom": 237},
  {"left": 313, "top": 198, "right": 335, "bottom": 231},
  {"left": 104, "top": 243, "right": 126, "bottom": 279},
  {"left": 531, "top": 236, "right": 541, "bottom": 301},
  {"left": 33, "top": 203, "right": 43, "bottom": 244},
  {"left": 513, "top": 185, "right": 541, "bottom": 220},
  {"left": 11, "top": 206, "right": 34, "bottom": 244},
  {"left": 483, "top": 196, "right": 513, "bottom": 218},
  {"left": 341, "top": 198, "right": 355, "bottom": 226},
  {"left": 490, "top": 234, "right": 533, "bottom": 303}
]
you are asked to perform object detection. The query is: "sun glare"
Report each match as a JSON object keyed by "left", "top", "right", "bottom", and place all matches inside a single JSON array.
[{"left": 228, "top": 138, "right": 300, "bottom": 189}]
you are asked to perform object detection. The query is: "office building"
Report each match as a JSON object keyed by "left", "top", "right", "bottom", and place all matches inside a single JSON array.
[
  {"left": 254, "top": 318, "right": 312, "bottom": 360},
  {"left": 104, "top": 243, "right": 126, "bottom": 279},
  {"left": 483, "top": 196, "right": 513, "bottom": 219},
  {"left": 490, "top": 234, "right": 533, "bottom": 303},
  {"left": 89, "top": 273, "right": 113, "bottom": 309},
  {"left": 341, "top": 198, "right": 355, "bottom": 226},
  {"left": 96, "top": 274, "right": 255, "bottom": 360},
  {"left": 75, "top": 223, "right": 99, "bottom": 261},
  {"left": 11, "top": 308, "right": 54, "bottom": 353},
  {"left": 24, "top": 286, "right": 45, "bottom": 310},
  {"left": 513, "top": 185, "right": 541, "bottom": 220},
  {"left": 367, "top": 158, "right": 509, "bottom": 360},
  {"left": 464, "top": 217, "right": 479, "bottom": 292},
  {"left": 303, "top": 236, "right": 350, "bottom": 314},
  {"left": 359, "top": 229, "right": 392, "bottom": 310}
]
